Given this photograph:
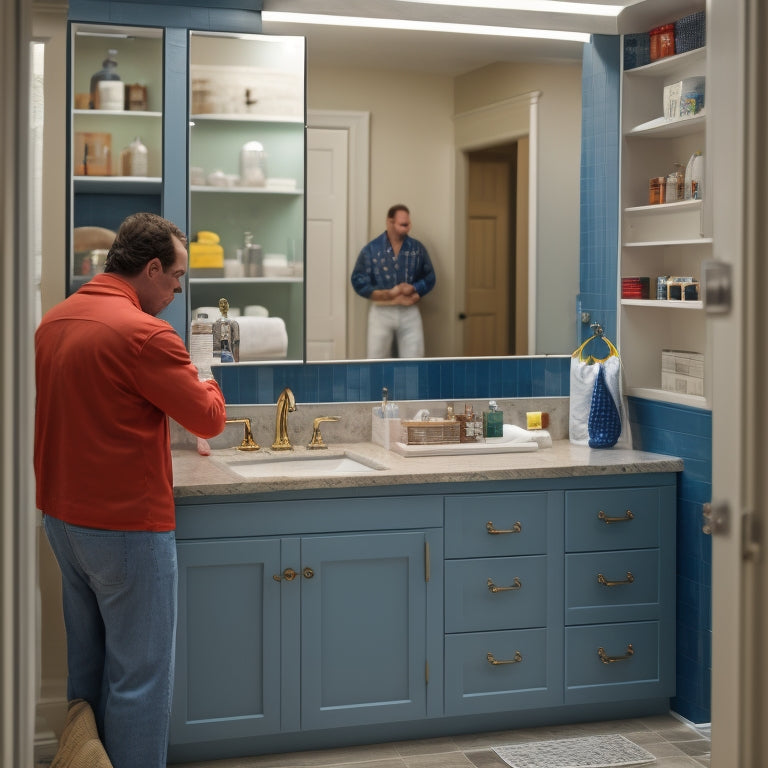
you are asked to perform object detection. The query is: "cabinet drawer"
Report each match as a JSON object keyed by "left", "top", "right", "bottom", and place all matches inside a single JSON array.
[
  {"left": 445, "top": 555, "right": 547, "bottom": 632},
  {"left": 445, "top": 493, "right": 551, "bottom": 558},
  {"left": 565, "top": 549, "right": 661, "bottom": 625},
  {"left": 565, "top": 488, "right": 660, "bottom": 552},
  {"left": 445, "top": 628, "right": 561, "bottom": 715},
  {"left": 565, "top": 621, "right": 672, "bottom": 704}
]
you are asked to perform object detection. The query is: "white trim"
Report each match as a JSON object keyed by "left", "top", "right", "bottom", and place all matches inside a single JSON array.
[
  {"left": 307, "top": 109, "right": 370, "bottom": 360},
  {"left": 453, "top": 91, "right": 541, "bottom": 354}
]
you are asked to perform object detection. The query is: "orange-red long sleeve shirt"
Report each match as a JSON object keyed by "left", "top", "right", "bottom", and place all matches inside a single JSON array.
[{"left": 34, "top": 274, "right": 227, "bottom": 531}]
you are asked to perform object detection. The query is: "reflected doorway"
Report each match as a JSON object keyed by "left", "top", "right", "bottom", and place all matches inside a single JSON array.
[{"left": 463, "top": 138, "right": 529, "bottom": 356}]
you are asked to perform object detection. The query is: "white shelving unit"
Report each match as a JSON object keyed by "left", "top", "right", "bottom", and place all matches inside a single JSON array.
[{"left": 619, "top": 15, "right": 710, "bottom": 409}]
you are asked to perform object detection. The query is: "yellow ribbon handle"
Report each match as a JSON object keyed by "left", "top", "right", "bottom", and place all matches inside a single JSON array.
[{"left": 572, "top": 334, "right": 619, "bottom": 363}]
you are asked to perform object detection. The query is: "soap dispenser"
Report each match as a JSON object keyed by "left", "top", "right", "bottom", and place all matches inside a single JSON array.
[{"left": 482, "top": 400, "right": 504, "bottom": 438}]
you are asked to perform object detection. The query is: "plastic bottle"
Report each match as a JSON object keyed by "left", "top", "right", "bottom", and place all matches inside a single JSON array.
[
  {"left": 691, "top": 152, "right": 704, "bottom": 199},
  {"left": 190, "top": 313, "right": 214, "bottom": 380},
  {"left": 120, "top": 136, "right": 148, "bottom": 177}
]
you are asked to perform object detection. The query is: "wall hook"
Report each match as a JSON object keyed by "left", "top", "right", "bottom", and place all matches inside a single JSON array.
[{"left": 590, "top": 322, "right": 604, "bottom": 337}]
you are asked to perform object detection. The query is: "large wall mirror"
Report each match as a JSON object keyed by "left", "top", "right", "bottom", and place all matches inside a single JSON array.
[{"left": 275, "top": 16, "right": 585, "bottom": 363}]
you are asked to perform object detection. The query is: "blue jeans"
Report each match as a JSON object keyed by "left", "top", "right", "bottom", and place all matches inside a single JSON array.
[{"left": 43, "top": 515, "right": 177, "bottom": 768}]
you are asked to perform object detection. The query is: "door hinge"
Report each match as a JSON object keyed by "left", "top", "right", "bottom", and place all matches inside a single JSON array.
[
  {"left": 425, "top": 660, "right": 429, "bottom": 684},
  {"left": 702, "top": 501, "right": 729, "bottom": 536},
  {"left": 742, "top": 511, "right": 762, "bottom": 562},
  {"left": 702, "top": 260, "right": 732, "bottom": 315},
  {"left": 425, "top": 541, "right": 430, "bottom": 582}
]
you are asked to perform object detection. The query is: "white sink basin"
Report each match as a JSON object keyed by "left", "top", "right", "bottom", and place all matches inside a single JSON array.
[{"left": 218, "top": 451, "right": 386, "bottom": 479}]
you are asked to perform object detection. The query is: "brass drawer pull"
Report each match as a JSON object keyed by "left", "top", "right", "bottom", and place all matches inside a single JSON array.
[
  {"left": 486, "top": 520, "right": 522, "bottom": 535},
  {"left": 273, "top": 567, "right": 314, "bottom": 582},
  {"left": 597, "top": 509, "right": 634, "bottom": 524},
  {"left": 487, "top": 650, "right": 523, "bottom": 665},
  {"left": 597, "top": 571, "right": 634, "bottom": 587},
  {"left": 487, "top": 577, "right": 522, "bottom": 593},
  {"left": 597, "top": 643, "right": 634, "bottom": 664}
]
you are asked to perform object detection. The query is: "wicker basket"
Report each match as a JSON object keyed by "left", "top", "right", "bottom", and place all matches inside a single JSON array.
[
  {"left": 623, "top": 32, "right": 651, "bottom": 70},
  {"left": 401, "top": 420, "right": 461, "bottom": 445},
  {"left": 675, "top": 11, "right": 706, "bottom": 54}
]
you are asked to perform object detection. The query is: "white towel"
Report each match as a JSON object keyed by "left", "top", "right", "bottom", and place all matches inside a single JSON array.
[{"left": 236, "top": 316, "right": 288, "bottom": 360}]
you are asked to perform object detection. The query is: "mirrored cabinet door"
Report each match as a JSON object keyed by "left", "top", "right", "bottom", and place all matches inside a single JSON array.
[
  {"left": 68, "top": 23, "right": 164, "bottom": 293},
  {"left": 188, "top": 31, "right": 306, "bottom": 362}
]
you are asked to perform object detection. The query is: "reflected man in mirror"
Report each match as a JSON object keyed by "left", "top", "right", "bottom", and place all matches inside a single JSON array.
[{"left": 351, "top": 204, "right": 436, "bottom": 358}]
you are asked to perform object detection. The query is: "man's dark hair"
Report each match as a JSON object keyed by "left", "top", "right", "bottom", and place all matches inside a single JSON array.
[
  {"left": 387, "top": 204, "right": 410, "bottom": 220},
  {"left": 104, "top": 212, "right": 187, "bottom": 275}
]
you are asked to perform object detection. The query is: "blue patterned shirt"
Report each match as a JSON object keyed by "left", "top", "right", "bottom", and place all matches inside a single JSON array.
[{"left": 351, "top": 232, "right": 436, "bottom": 299}]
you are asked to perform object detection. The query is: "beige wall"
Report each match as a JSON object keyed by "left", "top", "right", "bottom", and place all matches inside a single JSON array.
[{"left": 308, "top": 65, "right": 457, "bottom": 359}]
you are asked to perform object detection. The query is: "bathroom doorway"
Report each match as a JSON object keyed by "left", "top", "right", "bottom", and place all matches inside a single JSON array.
[{"left": 463, "top": 138, "right": 529, "bottom": 357}]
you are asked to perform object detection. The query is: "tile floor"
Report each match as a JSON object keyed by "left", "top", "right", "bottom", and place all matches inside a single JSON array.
[{"left": 168, "top": 713, "right": 711, "bottom": 768}]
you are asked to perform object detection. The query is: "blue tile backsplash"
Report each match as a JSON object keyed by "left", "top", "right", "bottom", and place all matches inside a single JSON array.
[{"left": 213, "top": 357, "right": 570, "bottom": 404}]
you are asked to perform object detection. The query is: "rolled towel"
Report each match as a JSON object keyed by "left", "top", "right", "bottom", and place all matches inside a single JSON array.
[{"left": 236, "top": 316, "right": 288, "bottom": 360}]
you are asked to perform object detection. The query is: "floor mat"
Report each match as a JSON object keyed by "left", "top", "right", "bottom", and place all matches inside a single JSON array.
[{"left": 492, "top": 733, "right": 656, "bottom": 768}]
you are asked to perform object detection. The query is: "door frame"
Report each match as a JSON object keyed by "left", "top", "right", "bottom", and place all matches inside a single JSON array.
[
  {"left": 306, "top": 110, "right": 369, "bottom": 361},
  {"left": 453, "top": 91, "right": 540, "bottom": 355}
]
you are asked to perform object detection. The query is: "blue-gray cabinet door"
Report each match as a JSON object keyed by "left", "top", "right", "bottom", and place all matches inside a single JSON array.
[
  {"left": 171, "top": 538, "right": 282, "bottom": 743},
  {"left": 299, "top": 531, "right": 433, "bottom": 730}
]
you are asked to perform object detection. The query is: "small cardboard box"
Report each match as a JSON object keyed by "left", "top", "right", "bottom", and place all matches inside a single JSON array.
[{"left": 661, "top": 350, "right": 704, "bottom": 396}]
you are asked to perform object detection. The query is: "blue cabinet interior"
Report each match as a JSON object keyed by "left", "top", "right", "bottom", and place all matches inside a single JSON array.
[{"left": 66, "top": 0, "right": 712, "bottom": 727}]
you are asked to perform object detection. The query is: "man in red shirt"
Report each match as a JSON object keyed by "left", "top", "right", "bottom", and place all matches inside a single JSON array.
[{"left": 35, "top": 212, "right": 226, "bottom": 768}]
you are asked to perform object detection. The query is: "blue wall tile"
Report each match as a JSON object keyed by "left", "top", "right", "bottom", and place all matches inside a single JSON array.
[
  {"left": 213, "top": 356, "right": 571, "bottom": 404},
  {"left": 628, "top": 396, "right": 712, "bottom": 723}
]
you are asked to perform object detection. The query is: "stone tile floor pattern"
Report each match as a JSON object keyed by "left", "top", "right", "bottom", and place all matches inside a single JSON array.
[{"left": 167, "top": 714, "right": 711, "bottom": 768}]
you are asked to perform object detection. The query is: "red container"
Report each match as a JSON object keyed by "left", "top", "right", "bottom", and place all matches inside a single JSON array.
[{"left": 650, "top": 23, "right": 675, "bottom": 61}]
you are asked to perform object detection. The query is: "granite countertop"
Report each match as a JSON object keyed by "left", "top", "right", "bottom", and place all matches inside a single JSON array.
[{"left": 172, "top": 440, "right": 683, "bottom": 498}]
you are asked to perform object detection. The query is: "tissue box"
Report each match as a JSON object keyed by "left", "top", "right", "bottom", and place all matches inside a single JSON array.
[
  {"left": 664, "top": 77, "right": 705, "bottom": 119},
  {"left": 661, "top": 350, "right": 704, "bottom": 396},
  {"left": 371, "top": 410, "right": 402, "bottom": 449}
]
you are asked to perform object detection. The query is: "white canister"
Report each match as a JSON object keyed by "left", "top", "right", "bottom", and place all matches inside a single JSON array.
[
  {"left": 97, "top": 80, "right": 125, "bottom": 111},
  {"left": 121, "top": 137, "right": 148, "bottom": 177}
]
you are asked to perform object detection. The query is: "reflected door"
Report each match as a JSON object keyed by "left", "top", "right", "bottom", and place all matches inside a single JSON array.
[
  {"left": 464, "top": 154, "right": 511, "bottom": 356},
  {"left": 306, "top": 127, "right": 348, "bottom": 360}
]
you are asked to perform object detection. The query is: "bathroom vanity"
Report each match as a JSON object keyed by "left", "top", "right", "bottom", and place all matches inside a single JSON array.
[{"left": 167, "top": 441, "right": 680, "bottom": 763}]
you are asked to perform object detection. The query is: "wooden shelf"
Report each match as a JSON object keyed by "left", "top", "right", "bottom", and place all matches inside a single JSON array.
[
  {"left": 624, "top": 200, "right": 702, "bottom": 215},
  {"left": 73, "top": 109, "right": 162, "bottom": 118},
  {"left": 73, "top": 176, "right": 162, "bottom": 194},
  {"left": 623, "top": 238, "right": 712, "bottom": 248},
  {"left": 190, "top": 113, "right": 303, "bottom": 124},
  {"left": 621, "top": 299, "right": 703, "bottom": 309},
  {"left": 624, "top": 46, "right": 706, "bottom": 78},
  {"left": 190, "top": 185, "right": 302, "bottom": 195},
  {"left": 627, "top": 386, "right": 710, "bottom": 410},
  {"left": 627, "top": 113, "right": 706, "bottom": 138}
]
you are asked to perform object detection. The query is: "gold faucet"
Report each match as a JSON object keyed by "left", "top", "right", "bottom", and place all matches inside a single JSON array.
[
  {"left": 307, "top": 416, "right": 340, "bottom": 449},
  {"left": 225, "top": 417, "right": 259, "bottom": 451},
  {"left": 271, "top": 387, "right": 296, "bottom": 450}
]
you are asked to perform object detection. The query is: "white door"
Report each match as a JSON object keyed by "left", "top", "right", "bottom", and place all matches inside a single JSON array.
[
  {"left": 305, "top": 127, "right": 349, "bottom": 360},
  {"left": 707, "top": 0, "right": 759, "bottom": 764}
]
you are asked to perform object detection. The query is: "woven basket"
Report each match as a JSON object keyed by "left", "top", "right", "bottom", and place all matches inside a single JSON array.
[
  {"left": 675, "top": 11, "right": 706, "bottom": 54},
  {"left": 623, "top": 32, "right": 651, "bottom": 70},
  {"left": 401, "top": 420, "right": 461, "bottom": 445}
]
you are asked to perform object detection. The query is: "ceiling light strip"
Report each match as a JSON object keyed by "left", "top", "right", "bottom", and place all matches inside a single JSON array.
[
  {"left": 261, "top": 11, "right": 591, "bottom": 42},
  {"left": 394, "top": 0, "right": 623, "bottom": 16}
]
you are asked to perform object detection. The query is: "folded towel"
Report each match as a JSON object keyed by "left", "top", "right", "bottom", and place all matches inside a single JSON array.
[
  {"left": 236, "top": 316, "right": 288, "bottom": 360},
  {"left": 52, "top": 699, "right": 113, "bottom": 768}
]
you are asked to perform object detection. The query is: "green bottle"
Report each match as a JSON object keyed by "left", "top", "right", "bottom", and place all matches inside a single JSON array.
[{"left": 482, "top": 400, "right": 504, "bottom": 438}]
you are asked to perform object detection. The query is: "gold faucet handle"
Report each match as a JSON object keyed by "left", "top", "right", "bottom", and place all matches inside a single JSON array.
[
  {"left": 307, "top": 416, "right": 340, "bottom": 449},
  {"left": 225, "top": 417, "right": 260, "bottom": 451}
]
